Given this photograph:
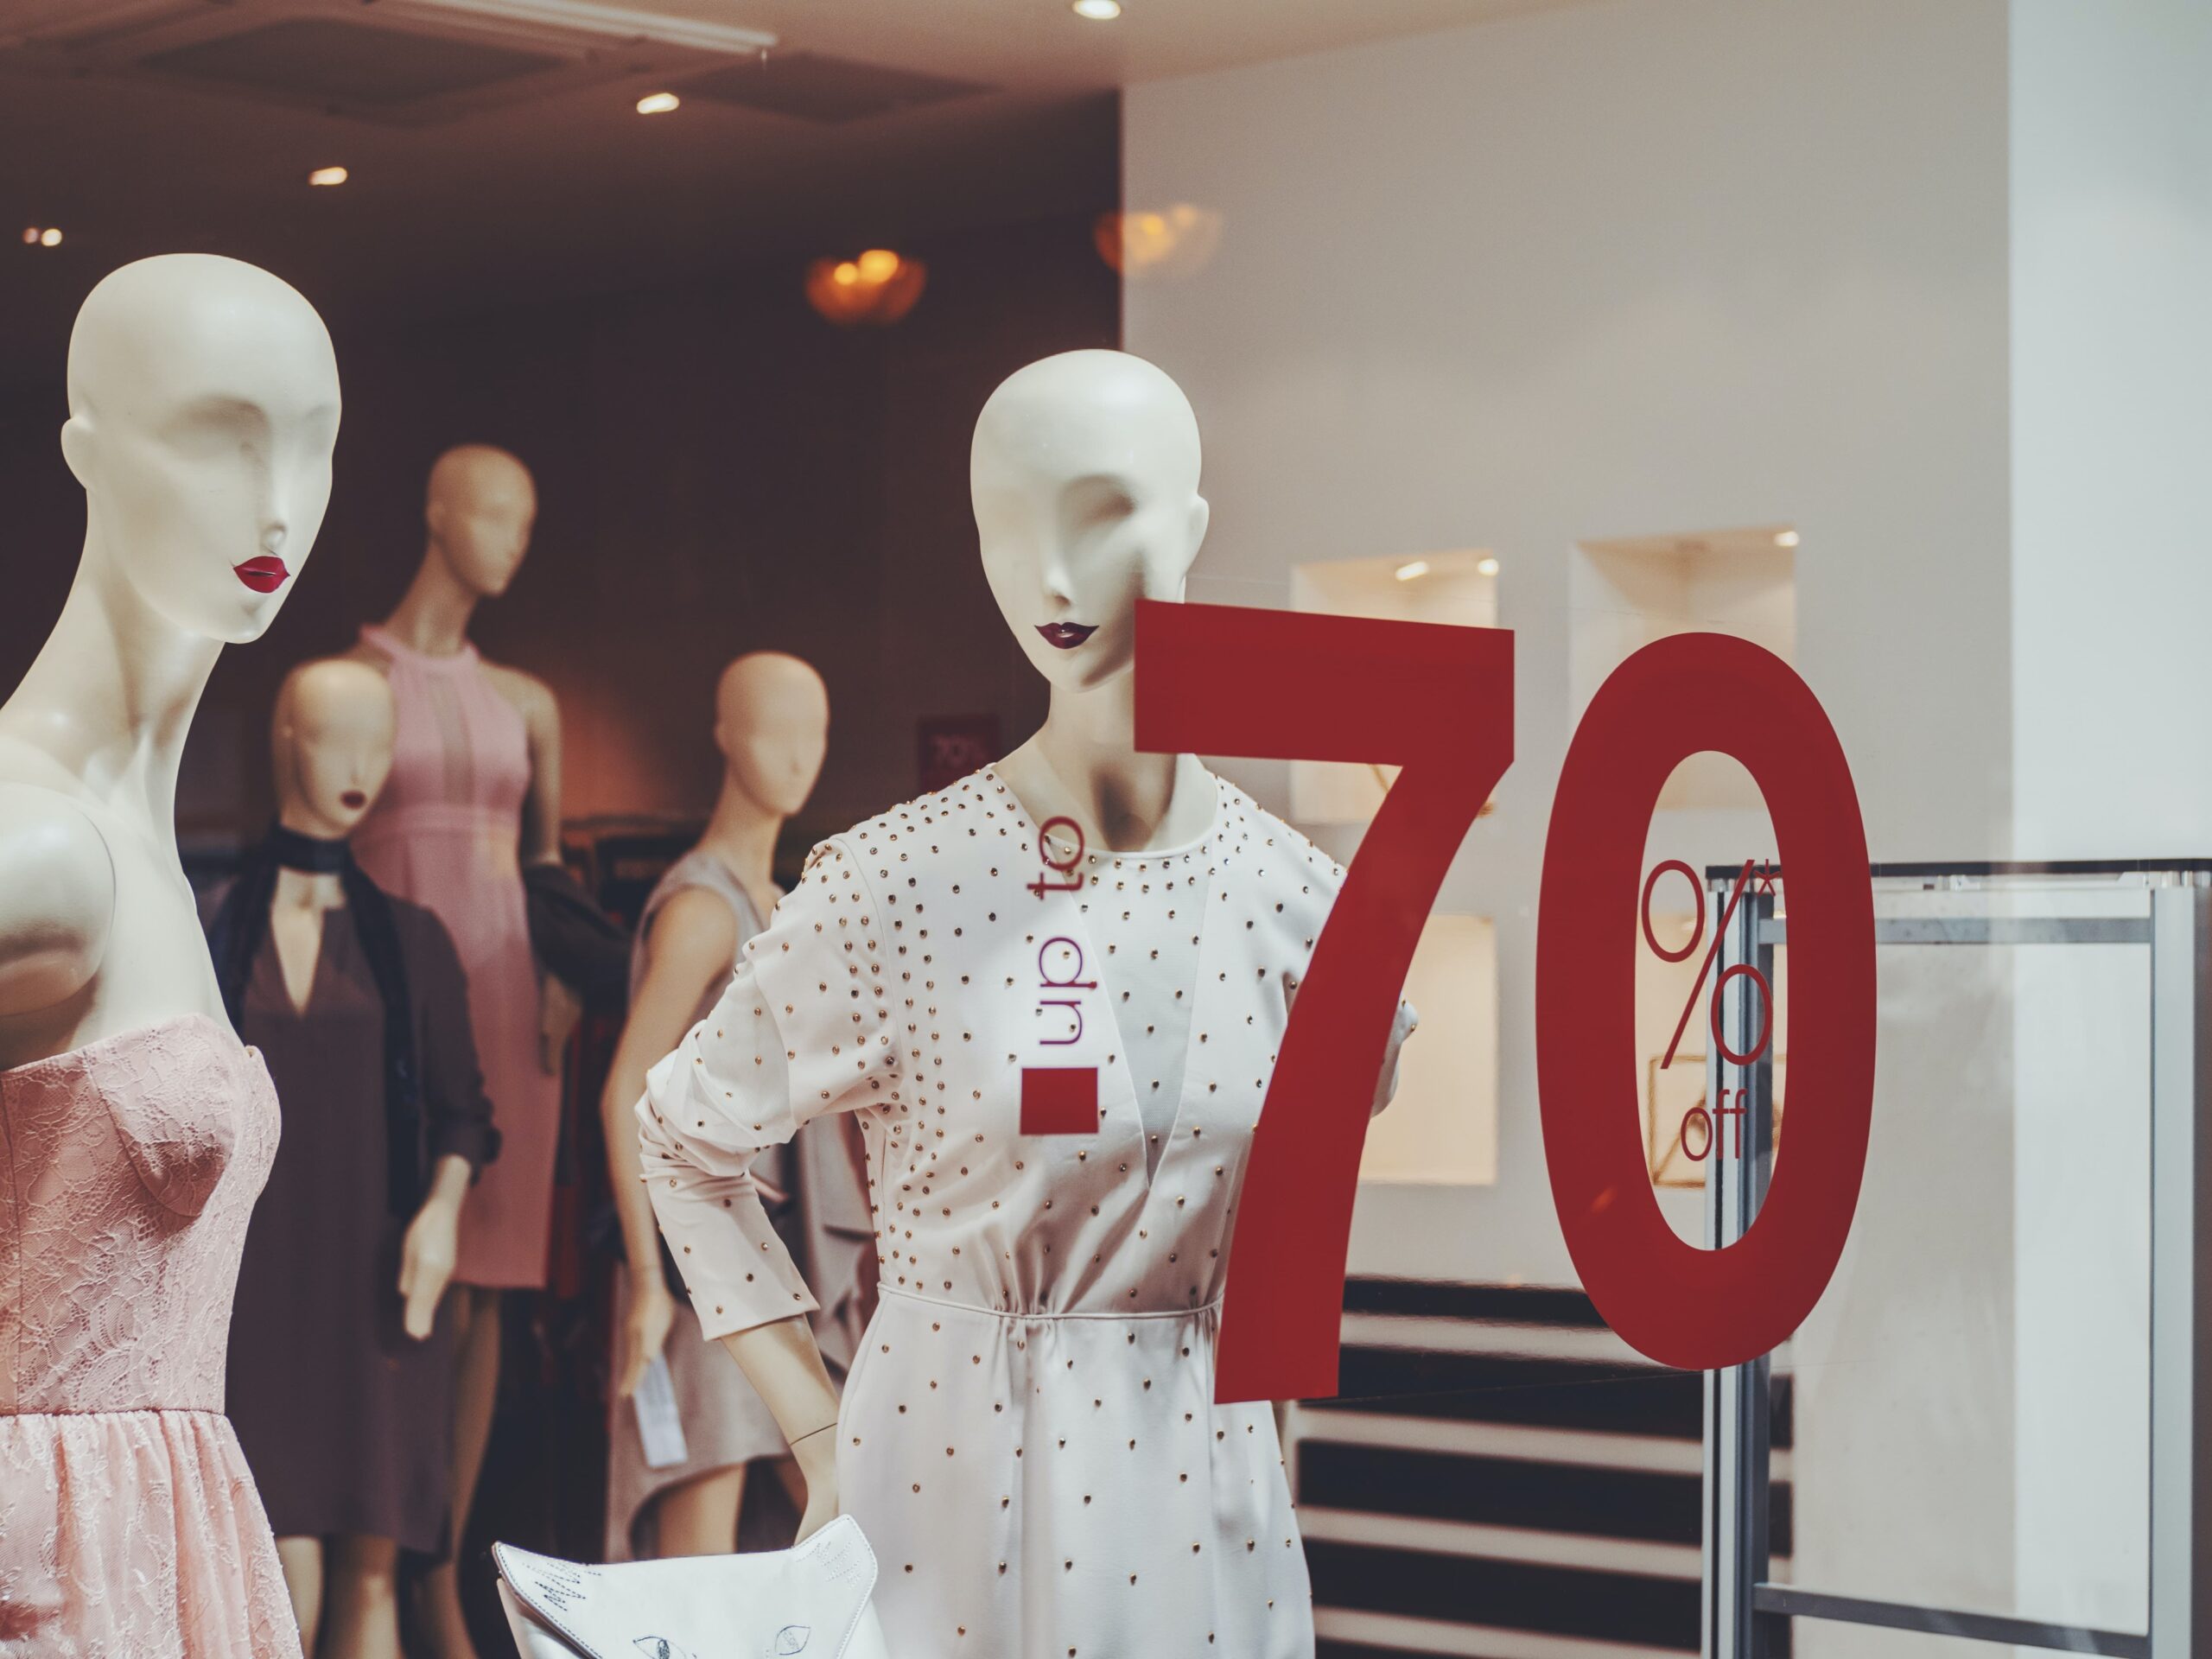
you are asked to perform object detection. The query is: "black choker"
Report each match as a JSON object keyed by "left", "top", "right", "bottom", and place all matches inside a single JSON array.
[{"left": 270, "top": 824, "right": 353, "bottom": 874}]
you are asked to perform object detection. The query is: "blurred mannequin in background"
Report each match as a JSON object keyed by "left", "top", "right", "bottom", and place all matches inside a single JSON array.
[
  {"left": 600, "top": 652, "right": 874, "bottom": 1560},
  {"left": 346, "top": 444, "right": 573, "bottom": 1659},
  {"left": 207, "top": 658, "right": 498, "bottom": 1659}
]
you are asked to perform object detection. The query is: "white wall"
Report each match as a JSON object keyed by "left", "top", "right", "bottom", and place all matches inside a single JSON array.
[
  {"left": 2009, "top": 0, "right": 2212, "bottom": 860},
  {"left": 1125, "top": 0, "right": 2012, "bottom": 1287},
  {"left": 2002, "top": 0, "right": 2211, "bottom": 1628}
]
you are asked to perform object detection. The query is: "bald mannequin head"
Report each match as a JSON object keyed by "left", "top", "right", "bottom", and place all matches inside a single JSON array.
[
  {"left": 425, "top": 442, "right": 537, "bottom": 599},
  {"left": 970, "top": 350, "right": 1207, "bottom": 694},
  {"left": 60, "top": 253, "right": 340, "bottom": 644},
  {"left": 272, "top": 658, "right": 396, "bottom": 839},
  {"left": 714, "top": 652, "right": 829, "bottom": 819}
]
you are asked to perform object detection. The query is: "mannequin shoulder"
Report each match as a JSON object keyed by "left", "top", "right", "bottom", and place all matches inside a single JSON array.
[
  {"left": 480, "top": 661, "right": 555, "bottom": 717},
  {"left": 1218, "top": 788, "right": 1348, "bottom": 918},
  {"left": 338, "top": 639, "right": 394, "bottom": 675},
  {"left": 0, "top": 782, "right": 117, "bottom": 1017}
]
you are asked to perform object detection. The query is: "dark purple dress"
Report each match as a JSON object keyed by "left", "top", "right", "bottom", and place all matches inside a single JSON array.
[{"left": 220, "top": 894, "right": 496, "bottom": 1553}]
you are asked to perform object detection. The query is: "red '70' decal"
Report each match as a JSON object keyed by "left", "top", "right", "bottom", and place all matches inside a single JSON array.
[
  {"left": 1135, "top": 599, "right": 1512, "bottom": 1402},
  {"left": 1138, "top": 603, "right": 1875, "bottom": 1399}
]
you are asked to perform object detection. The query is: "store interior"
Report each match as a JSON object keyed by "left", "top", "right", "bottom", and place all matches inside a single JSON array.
[{"left": 3, "top": 2, "right": 2208, "bottom": 1656}]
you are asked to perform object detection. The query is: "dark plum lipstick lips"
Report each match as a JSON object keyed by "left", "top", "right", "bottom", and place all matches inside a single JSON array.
[
  {"left": 340, "top": 790, "right": 367, "bottom": 810},
  {"left": 1035, "top": 622, "right": 1096, "bottom": 651},
  {"left": 233, "top": 556, "right": 289, "bottom": 594}
]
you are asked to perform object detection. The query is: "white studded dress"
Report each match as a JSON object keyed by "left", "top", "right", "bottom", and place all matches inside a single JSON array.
[{"left": 638, "top": 767, "right": 1413, "bottom": 1658}]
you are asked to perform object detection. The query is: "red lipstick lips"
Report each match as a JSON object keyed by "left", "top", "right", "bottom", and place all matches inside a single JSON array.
[
  {"left": 1035, "top": 622, "right": 1096, "bottom": 651},
  {"left": 234, "top": 556, "right": 289, "bottom": 594},
  {"left": 340, "top": 790, "right": 367, "bottom": 810}
]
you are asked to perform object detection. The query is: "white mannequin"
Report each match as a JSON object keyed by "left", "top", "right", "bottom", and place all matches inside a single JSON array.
[
  {"left": 601, "top": 652, "right": 830, "bottom": 1555},
  {"left": 691, "top": 348, "right": 1216, "bottom": 1533},
  {"left": 259, "top": 658, "right": 471, "bottom": 1659},
  {"left": 0, "top": 253, "right": 340, "bottom": 1071},
  {"left": 345, "top": 444, "right": 568, "bottom": 1659}
]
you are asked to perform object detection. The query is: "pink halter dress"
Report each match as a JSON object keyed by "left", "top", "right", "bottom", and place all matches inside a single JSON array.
[
  {"left": 0, "top": 1014, "right": 300, "bottom": 1656},
  {"left": 353, "top": 625, "right": 560, "bottom": 1290}
]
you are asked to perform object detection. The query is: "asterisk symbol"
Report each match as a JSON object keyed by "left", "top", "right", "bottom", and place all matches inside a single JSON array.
[{"left": 1754, "top": 860, "right": 1779, "bottom": 896}]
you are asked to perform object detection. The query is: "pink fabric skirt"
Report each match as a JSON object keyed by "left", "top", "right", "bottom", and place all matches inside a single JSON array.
[{"left": 0, "top": 1408, "right": 301, "bottom": 1657}]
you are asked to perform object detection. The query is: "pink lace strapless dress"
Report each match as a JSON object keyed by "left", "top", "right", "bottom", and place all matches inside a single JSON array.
[{"left": 0, "top": 1014, "right": 301, "bottom": 1658}]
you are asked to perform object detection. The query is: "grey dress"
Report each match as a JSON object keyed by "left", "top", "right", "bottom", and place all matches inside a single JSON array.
[{"left": 605, "top": 849, "right": 874, "bottom": 1559}]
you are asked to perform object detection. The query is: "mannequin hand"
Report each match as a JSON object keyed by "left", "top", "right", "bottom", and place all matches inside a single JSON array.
[
  {"left": 398, "top": 1194, "right": 461, "bottom": 1340},
  {"left": 615, "top": 1271, "right": 677, "bottom": 1399},
  {"left": 539, "top": 972, "right": 583, "bottom": 1074}
]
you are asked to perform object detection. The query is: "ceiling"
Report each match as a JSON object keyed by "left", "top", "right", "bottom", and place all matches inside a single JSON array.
[{"left": 0, "top": 0, "right": 1570, "bottom": 373}]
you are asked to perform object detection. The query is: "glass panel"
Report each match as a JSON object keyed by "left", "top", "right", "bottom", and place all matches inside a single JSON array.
[{"left": 1769, "top": 874, "right": 2153, "bottom": 1643}]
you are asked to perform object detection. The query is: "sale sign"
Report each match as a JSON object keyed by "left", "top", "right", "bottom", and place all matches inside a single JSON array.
[{"left": 1133, "top": 601, "right": 1875, "bottom": 1397}]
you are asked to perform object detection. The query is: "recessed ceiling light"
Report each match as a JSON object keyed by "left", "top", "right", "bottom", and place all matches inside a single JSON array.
[
  {"left": 308, "top": 166, "right": 348, "bottom": 187},
  {"left": 1395, "top": 559, "right": 1430, "bottom": 582},
  {"left": 1072, "top": 0, "right": 1122, "bottom": 18},
  {"left": 1477, "top": 556, "right": 1500, "bottom": 576},
  {"left": 38, "top": 227, "right": 61, "bottom": 247},
  {"left": 637, "top": 91, "right": 680, "bottom": 114},
  {"left": 1774, "top": 529, "right": 1800, "bottom": 548}
]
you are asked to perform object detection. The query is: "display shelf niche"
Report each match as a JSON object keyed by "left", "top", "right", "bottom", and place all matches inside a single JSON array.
[
  {"left": 1357, "top": 912, "right": 1498, "bottom": 1186},
  {"left": 1570, "top": 524, "right": 1796, "bottom": 811},
  {"left": 1288, "top": 549, "right": 1497, "bottom": 825}
]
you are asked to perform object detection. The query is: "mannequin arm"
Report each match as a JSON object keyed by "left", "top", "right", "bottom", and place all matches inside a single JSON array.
[
  {"left": 398, "top": 1154, "right": 472, "bottom": 1339},
  {"left": 0, "top": 785, "right": 113, "bottom": 1025},
  {"left": 717, "top": 1318, "right": 842, "bottom": 1539},
  {"left": 510, "top": 671, "right": 564, "bottom": 868},
  {"left": 601, "top": 887, "right": 738, "bottom": 1397}
]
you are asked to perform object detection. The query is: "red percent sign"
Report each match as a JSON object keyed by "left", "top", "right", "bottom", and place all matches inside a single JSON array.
[
  {"left": 1136, "top": 604, "right": 1873, "bottom": 1397},
  {"left": 1647, "top": 857, "right": 1777, "bottom": 1162}
]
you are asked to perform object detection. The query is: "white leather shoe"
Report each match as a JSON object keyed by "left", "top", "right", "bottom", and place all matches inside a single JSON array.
[{"left": 492, "top": 1515, "right": 891, "bottom": 1659}]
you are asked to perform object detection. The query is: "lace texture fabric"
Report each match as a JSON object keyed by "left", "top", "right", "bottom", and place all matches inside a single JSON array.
[{"left": 0, "top": 1014, "right": 301, "bottom": 1657}]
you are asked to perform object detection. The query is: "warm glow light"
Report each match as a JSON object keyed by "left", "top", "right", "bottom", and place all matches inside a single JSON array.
[
  {"left": 1094, "top": 202, "right": 1223, "bottom": 281},
  {"left": 1072, "top": 0, "right": 1122, "bottom": 17},
  {"left": 38, "top": 227, "right": 61, "bottom": 247},
  {"left": 636, "top": 91, "right": 681, "bottom": 114},
  {"left": 1477, "top": 556, "right": 1501, "bottom": 576},
  {"left": 1774, "top": 529, "right": 1800, "bottom": 548},
  {"left": 1395, "top": 560, "right": 1431, "bottom": 582},
  {"left": 805, "top": 249, "right": 927, "bottom": 327},
  {"left": 308, "top": 166, "right": 348, "bottom": 187},
  {"left": 21, "top": 227, "right": 39, "bottom": 245}
]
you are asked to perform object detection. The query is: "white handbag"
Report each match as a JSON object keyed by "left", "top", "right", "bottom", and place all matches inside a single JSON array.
[{"left": 492, "top": 1515, "right": 893, "bottom": 1659}]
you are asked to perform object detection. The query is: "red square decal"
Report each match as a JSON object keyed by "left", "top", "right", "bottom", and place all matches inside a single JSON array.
[{"left": 1020, "top": 1067, "right": 1099, "bottom": 1135}]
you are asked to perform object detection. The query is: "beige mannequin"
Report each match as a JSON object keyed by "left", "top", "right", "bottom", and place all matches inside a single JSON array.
[
  {"left": 346, "top": 443, "right": 568, "bottom": 1659},
  {"left": 0, "top": 253, "right": 339, "bottom": 1068},
  {"left": 671, "top": 349, "right": 1217, "bottom": 1535},
  {"left": 601, "top": 652, "right": 830, "bottom": 1555},
  {"left": 258, "top": 658, "right": 472, "bottom": 1659}
]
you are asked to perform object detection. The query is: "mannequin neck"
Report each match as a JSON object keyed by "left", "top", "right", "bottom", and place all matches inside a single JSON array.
[
  {"left": 2, "top": 528, "right": 224, "bottom": 839},
  {"left": 270, "top": 807, "right": 350, "bottom": 912},
  {"left": 380, "top": 544, "right": 482, "bottom": 656},
  {"left": 696, "top": 772, "right": 783, "bottom": 906},
  {"left": 1005, "top": 671, "right": 1207, "bottom": 854}
]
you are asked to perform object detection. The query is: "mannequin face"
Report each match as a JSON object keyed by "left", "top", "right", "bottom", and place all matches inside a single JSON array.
[
  {"left": 60, "top": 254, "right": 340, "bottom": 645},
  {"left": 971, "top": 350, "right": 1208, "bottom": 695},
  {"left": 426, "top": 444, "right": 537, "bottom": 599},
  {"left": 715, "top": 653, "right": 829, "bottom": 817},
  {"left": 273, "top": 660, "right": 397, "bottom": 840}
]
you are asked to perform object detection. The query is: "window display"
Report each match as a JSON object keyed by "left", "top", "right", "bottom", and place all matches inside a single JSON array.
[{"left": 1, "top": 5, "right": 2206, "bottom": 1656}]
